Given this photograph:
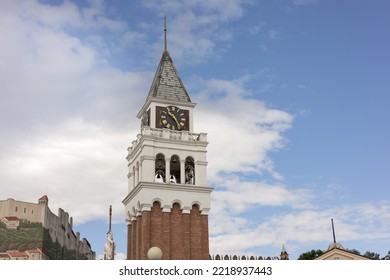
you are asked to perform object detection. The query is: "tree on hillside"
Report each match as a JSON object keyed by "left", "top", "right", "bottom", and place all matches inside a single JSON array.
[
  {"left": 298, "top": 247, "right": 386, "bottom": 260},
  {"left": 298, "top": 249, "right": 324, "bottom": 260},
  {"left": 348, "top": 249, "right": 360, "bottom": 255},
  {"left": 381, "top": 250, "right": 390, "bottom": 260},
  {"left": 347, "top": 248, "right": 381, "bottom": 259},
  {"left": 363, "top": 251, "right": 380, "bottom": 260}
]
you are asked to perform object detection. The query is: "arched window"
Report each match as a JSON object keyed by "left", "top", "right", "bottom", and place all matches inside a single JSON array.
[
  {"left": 155, "top": 153, "right": 165, "bottom": 182},
  {"left": 133, "top": 166, "right": 136, "bottom": 186},
  {"left": 185, "top": 156, "right": 195, "bottom": 185},
  {"left": 170, "top": 155, "right": 180, "bottom": 183}
]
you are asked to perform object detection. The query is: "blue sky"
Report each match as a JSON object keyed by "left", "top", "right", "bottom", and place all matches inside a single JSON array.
[{"left": 1, "top": 0, "right": 390, "bottom": 260}]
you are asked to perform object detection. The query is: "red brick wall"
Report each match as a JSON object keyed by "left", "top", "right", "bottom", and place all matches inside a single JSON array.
[
  {"left": 190, "top": 204, "right": 202, "bottom": 259},
  {"left": 127, "top": 223, "right": 132, "bottom": 260},
  {"left": 170, "top": 203, "right": 184, "bottom": 259},
  {"left": 140, "top": 211, "right": 151, "bottom": 259},
  {"left": 183, "top": 213, "right": 190, "bottom": 259},
  {"left": 201, "top": 214, "right": 210, "bottom": 260},
  {"left": 150, "top": 201, "right": 163, "bottom": 249},
  {"left": 127, "top": 202, "right": 210, "bottom": 260},
  {"left": 162, "top": 211, "right": 171, "bottom": 260},
  {"left": 136, "top": 215, "right": 141, "bottom": 259}
]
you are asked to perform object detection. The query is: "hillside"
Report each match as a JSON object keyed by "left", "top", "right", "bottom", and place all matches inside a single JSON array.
[{"left": 0, "top": 227, "right": 44, "bottom": 252}]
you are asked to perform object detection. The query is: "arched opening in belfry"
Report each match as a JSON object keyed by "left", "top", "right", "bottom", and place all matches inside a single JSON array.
[
  {"left": 185, "top": 156, "right": 195, "bottom": 185},
  {"left": 155, "top": 153, "right": 165, "bottom": 182},
  {"left": 170, "top": 155, "right": 180, "bottom": 183}
]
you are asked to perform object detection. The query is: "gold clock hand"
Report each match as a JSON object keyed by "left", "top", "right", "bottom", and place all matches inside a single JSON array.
[{"left": 167, "top": 111, "right": 181, "bottom": 129}]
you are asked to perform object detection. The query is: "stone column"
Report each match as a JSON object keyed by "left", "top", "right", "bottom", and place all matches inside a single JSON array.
[
  {"left": 165, "top": 158, "right": 170, "bottom": 182},
  {"left": 180, "top": 159, "right": 185, "bottom": 184}
]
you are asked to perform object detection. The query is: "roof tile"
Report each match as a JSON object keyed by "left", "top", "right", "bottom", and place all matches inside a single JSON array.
[{"left": 146, "top": 50, "right": 191, "bottom": 103}]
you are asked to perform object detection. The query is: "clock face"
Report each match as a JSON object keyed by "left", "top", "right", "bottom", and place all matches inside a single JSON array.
[{"left": 160, "top": 105, "right": 187, "bottom": 130}]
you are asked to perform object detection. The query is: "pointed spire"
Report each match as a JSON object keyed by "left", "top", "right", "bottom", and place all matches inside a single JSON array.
[
  {"left": 164, "top": 16, "right": 167, "bottom": 52},
  {"left": 144, "top": 17, "right": 191, "bottom": 103},
  {"left": 108, "top": 205, "right": 112, "bottom": 233},
  {"left": 280, "top": 244, "right": 289, "bottom": 260},
  {"left": 331, "top": 218, "right": 337, "bottom": 243},
  {"left": 326, "top": 218, "right": 346, "bottom": 251}
]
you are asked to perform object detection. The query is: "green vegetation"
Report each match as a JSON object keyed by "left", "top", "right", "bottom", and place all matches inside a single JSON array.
[
  {"left": 19, "top": 220, "right": 43, "bottom": 229},
  {"left": 0, "top": 220, "right": 87, "bottom": 259},
  {"left": 0, "top": 225, "right": 44, "bottom": 252},
  {"left": 298, "top": 249, "right": 324, "bottom": 260},
  {"left": 42, "top": 228, "right": 87, "bottom": 260},
  {"left": 298, "top": 248, "right": 389, "bottom": 260}
]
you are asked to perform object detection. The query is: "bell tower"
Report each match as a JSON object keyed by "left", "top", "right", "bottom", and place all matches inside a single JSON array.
[{"left": 122, "top": 19, "right": 212, "bottom": 260}]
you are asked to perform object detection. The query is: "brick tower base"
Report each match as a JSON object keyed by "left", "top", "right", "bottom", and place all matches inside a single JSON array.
[{"left": 127, "top": 201, "right": 209, "bottom": 260}]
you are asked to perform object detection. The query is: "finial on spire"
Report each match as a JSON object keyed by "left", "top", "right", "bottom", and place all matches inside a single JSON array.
[
  {"left": 331, "top": 218, "right": 337, "bottom": 243},
  {"left": 164, "top": 17, "right": 167, "bottom": 51},
  {"left": 109, "top": 205, "right": 112, "bottom": 233},
  {"left": 104, "top": 205, "right": 115, "bottom": 260}
]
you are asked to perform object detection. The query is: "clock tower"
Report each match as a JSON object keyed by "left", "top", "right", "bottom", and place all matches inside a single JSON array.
[{"left": 122, "top": 21, "right": 212, "bottom": 260}]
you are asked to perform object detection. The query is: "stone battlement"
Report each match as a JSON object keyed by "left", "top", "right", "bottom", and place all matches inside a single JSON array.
[{"left": 211, "top": 254, "right": 281, "bottom": 260}]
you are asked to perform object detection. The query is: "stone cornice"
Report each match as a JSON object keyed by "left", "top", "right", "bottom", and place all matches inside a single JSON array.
[{"left": 122, "top": 181, "right": 213, "bottom": 205}]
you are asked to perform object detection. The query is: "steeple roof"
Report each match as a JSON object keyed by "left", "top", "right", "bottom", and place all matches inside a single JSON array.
[
  {"left": 146, "top": 50, "right": 191, "bottom": 103},
  {"left": 281, "top": 244, "right": 287, "bottom": 253}
]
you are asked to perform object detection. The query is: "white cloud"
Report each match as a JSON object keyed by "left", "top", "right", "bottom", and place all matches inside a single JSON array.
[
  {"left": 114, "top": 252, "right": 127, "bottom": 260},
  {"left": 269, "top": 29, "right": 279, "bottom": 40},
  {"left": 2, "top": 0, "right": 390, "bottom": 260},
  {"left": 210, "top": 202, "right": 390, "bottom": 256},
  {"left": 185, "top": 75, "right": 321, "bottom": 256},
  {"left": 195, "top": 75, "right": 390, "bottom": 256},
  {"left": 96, "top": 251, "right": 126, "bottom": 260},
  {"left": 0, "top": 118, "right": 131, "bottom": 224},
  {"left": 292, "top": 0, "right": 319, "bottom": 6},
  {"left": 0, "top": 0, "right": 149, "bottom": 226},
  {"left": 0, "top": 0, "right": 301, "bottom": 254},
  {"left": 14, "top": 0, "right": 126, "bottom": 32},
  {"left": 140, "top": 0, "right": 250, "bottom": 64},
  {"left": 144, "top": 0, "right": 245, "bottom": 21},
  {"left": 192, "top": 77, "right": 293, "bottom": 179}
]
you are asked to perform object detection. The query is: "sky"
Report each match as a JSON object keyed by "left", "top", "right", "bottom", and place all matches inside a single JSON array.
[{"left": 1, "top": 0, "right": 390, "bottom": 260}]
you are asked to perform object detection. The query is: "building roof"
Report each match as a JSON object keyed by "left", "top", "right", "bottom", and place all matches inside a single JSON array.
[
  {"left": 0, "top": 253, "right": 10, "bottom": 259},
  {"left": 281, "top": 244, "right": 287, "bottom": 253},
  {"left": 39, "top": 195, "right": 48, "bottom": 202},
  {"left": 315, "top": 243, "right": 371, "bottom": 260},
  {"left": 26, "top": 248, "right": 42, "bottom": 253},
  {"left": 146, "top": 50, "right": 191, "bottom": 103},
  {"left": 2, "top": 216, "right": 20, "bottom": 221},
  {"left": 8, "top": 251, "right": 28, "bottom": 258}
]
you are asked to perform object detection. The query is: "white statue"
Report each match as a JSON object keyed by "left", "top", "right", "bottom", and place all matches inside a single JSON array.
[
  {"left": 104, "top": 231, "right": 115, "bottom": 260},
  {"left": 104, "top": 205, "right": 115, "bottom": 260},
  {"left": 185, "top": 167, "right": 194, "bottom": 185}
]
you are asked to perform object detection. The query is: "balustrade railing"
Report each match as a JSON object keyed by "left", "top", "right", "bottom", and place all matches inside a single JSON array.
[{"left": 128, "top": 127, "right": 207, "bottom": 152}]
